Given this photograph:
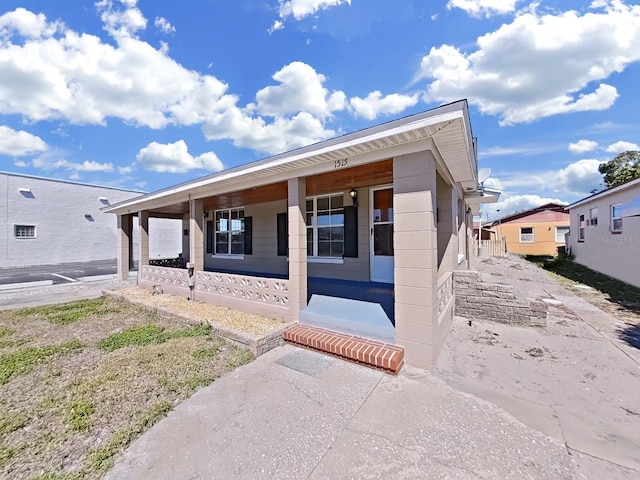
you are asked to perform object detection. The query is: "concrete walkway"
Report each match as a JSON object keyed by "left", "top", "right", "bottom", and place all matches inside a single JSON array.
[{"left": 106, "top": 344, "right": 575, "bottom": 480}]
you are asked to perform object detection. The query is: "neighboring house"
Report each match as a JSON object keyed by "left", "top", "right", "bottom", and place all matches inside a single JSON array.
[
  {"left": 491, "top": 203, "right": 569, "bottom": 256},
  {"left": 0, "top": 172, "right": 181, "bottom": 268},
  {"left": 566, "top": 177, "right": 640, "bottom": 289},
  {"left": 104, "top": 100, "right": 497, "bottom": 368}
]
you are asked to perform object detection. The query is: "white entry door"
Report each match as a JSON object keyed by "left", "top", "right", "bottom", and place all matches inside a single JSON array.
[{"left": 370, "top": 186, "right": 394, "bottom": 283}]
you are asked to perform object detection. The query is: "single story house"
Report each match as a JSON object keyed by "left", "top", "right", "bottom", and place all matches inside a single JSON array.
[
  {"left": 104, "top": 100, "right": 496, "bottom": 368},
  {"left": 566, "top": 177, "right": 640, "bottom": 289},
  {"left": 492, "top": 203, "right": 569, "bottom": 256},
  {"left": 0, "top": 172, "right": 181, "bottom": 268}
]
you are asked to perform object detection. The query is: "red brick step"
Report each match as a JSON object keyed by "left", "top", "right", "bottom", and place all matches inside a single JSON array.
[{"left": 283, "top": 324, "right": 404, "bottom": 374}]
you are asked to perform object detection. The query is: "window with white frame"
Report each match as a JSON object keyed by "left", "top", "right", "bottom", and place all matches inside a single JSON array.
[
  {"left": 215, "top": 208, "right": 245, "bottom": 254},
  {"left": 555, "top": 226, "right": 569, "bottom": 243},
  {"left": 519, "top": 227, "right": 534, "bottom": 243},
  {"left": 14, "top": 225, "right": 36, "bottom": 238},
  {"left": 306, "top": 194, "right": 344, "bottom": 257},
  {"left": 589, "top": 207, "right": 598, "bottom": 227},
  {"left": 611, "top": 204, "right": 622, "bottom": 233},
  {"left": 578, "top": 214, "right": 585, "bottom": 241}
]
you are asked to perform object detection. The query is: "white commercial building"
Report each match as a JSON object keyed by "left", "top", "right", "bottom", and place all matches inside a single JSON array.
[{"left": 1, "top": 172, "right": 181, "bottom": 268}]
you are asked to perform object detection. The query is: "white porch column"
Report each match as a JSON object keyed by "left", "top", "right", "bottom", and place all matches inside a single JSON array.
[
  {"left": 288, "top": 177, "right": 307, "bottom": 321},
  {"left": 117, "top": 214, "right": 133, "bottom": 281},
  {"left": 189, "top": 199, "right": 204, "bottom": 271},
  {"left": 138, "top": 210, "right": 149, "bottom": 268},
  {"left": 393, "top": 152, "right": 439, "bottom": 369}
]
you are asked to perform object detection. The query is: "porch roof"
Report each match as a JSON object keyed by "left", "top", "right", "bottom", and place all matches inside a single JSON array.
[{"left": 104, "top": 100, "right": 479, "bottom": 216}]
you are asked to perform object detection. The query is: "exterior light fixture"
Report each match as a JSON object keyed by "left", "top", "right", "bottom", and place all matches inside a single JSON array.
[{"left": 349, "top": 188, "right": 358, "bottom": 208}]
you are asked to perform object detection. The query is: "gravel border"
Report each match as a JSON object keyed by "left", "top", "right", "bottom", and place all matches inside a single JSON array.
[{"left": 104, "top": 287, "right": 293, "bottom": 356}]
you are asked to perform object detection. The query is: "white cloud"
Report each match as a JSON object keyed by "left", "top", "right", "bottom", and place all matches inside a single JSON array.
[
  {"left": 417, "top": 1, "right": 640, "bottom": 125},
  {"left": 495, "top": 159, "right": 604, "bottom": 198},
  {"left": 135, "top": 140, "right": 224, "bottom": 173},
  {"left": 349, "top": 91, "right": 419, "bottom": 120},
  {"left": 447, "top": 0, "right": 521, "bottom": 18},
  {"left": 97, "top": 0, "right": 147, "bottom": 38},
  {"left": 254, "top": 62, "right": 346, "bottom": 118},
  {"left": 13, "top": 159, "right": 28, "bottom": 167},
  {"left": 0, "top": 7, "right": 344, "bottom": 156},
  {"left": 0, "top": 125, "right": 48, "bottom": 156},
  {"left": 605, "top": 140, "right": 640, "bottom": 153},
  {"left": 568, "top": 139, "right": 599, "bottom": 154},
  {"left": 486, "top": 194, "right": 567, "bottom": 219},
  {"left": 154, "top": 17, "right": 175, "bottom": 34},
  {"left": 556, "top": 159, "right": 603, "bottom": 195},
  {"left": 277, "top": 0, "right": 350, "bottom": 21},
  {"left": 270, "top": 0, "right": 351, "bottom": 32},
  {"left": 30, "top": 154, "right": 114, "bottom": 172}
]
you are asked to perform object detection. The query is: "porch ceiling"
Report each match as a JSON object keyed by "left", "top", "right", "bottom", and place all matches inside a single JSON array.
[{"left": 104, "top": 100, "right": 478, "bottom": 216}]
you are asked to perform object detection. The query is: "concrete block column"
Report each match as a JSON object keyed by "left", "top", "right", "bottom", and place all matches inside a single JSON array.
[
  {"left": 138, "top": 210, "right": 149, "bottom": 268},
  {"left": 189, "top": 199, "right": 204, "bottom": 271},
  {"left": 393, "top": 152, "right": 439, "bottom": 369},
  {"left": 117, "top": 214, "right": 134, "bottom": 281},
  {"left": 288, "top": 177, "right": 307, "bottom": 321}
]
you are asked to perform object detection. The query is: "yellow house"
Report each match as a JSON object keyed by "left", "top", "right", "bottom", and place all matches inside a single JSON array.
[{"left": 492, "top": 203, "right": 569, "bottom": 256}]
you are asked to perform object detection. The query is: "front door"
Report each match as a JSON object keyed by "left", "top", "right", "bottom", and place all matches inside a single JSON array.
[{"left": 370, "top": 186, "right": 394, "bottom": 283}]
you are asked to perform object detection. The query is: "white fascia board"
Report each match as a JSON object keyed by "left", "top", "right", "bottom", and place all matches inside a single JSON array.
[{"left": 104, "top": 103, "right": 469, "bottom": 215}]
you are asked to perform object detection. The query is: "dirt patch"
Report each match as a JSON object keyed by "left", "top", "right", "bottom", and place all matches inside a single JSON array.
[{"left": 0, "top": 296, "right": 253, "bottom": 479}]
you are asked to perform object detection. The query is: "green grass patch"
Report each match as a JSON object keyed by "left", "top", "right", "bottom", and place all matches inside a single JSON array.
[
  {"left": 98, "top": 323, "right": 211, "bottom": 352},
  {"left": 0, "top": 328, "right": 12, "bottom": 339},
  {"left": 16, "top": 297, "right": 124, "bottom": 325},
  {"left": 87, "top": 400, "right": 172, "bottom": 476},
  {"left": 0, "top": 340, "right": 83, "bottom": 385},
  {"left": 224, "top": 348, "right": 253, "bottom": 369},
  {"left": 66, "top": 399, "right": 95, "bottom": 432},
  {"left": 0, "top": 411, "right": 30, "bottom": 437},
  {"left": 524, "top": 255, "right": 640, "bottom": 309},
  {"left": 30, "top": 474, "right": 75, "bottom": 480}
]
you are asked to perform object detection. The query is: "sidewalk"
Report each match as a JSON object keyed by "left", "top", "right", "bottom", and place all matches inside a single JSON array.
[{"left": 106, "top": 344, "right": 575, "bottom": 480}]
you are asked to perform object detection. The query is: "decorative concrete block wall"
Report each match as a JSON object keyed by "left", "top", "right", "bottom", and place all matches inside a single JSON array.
[{"left": 454, "top": 270, "right": 547, "bottom": 327}]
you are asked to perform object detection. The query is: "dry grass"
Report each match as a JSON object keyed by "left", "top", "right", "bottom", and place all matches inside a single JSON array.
[{"left": 0, "top": 296, "right": 253, "bottom": 480}]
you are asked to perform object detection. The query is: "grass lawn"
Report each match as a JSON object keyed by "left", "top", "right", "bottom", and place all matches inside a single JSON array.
[
  {"left": 0, "top": 296, "right": 253, "bottom": 480},
  {"left": 523, "top": 255, "right": 640, "bottom": 328}
]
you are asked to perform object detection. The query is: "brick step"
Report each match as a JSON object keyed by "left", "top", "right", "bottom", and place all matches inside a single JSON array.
[{"left": 283, "top": 324, "right": 404, "bottom": 374}]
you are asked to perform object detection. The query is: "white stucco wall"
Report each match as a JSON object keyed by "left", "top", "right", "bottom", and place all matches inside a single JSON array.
[
  {"left": 0, "top": 173, "right": 181, "bottom": 268},
  {"left": 567, "top": 181, "right": 640, "bottom": 289}
]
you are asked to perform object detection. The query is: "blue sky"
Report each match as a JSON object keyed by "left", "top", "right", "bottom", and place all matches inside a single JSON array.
[{"left": 1, "top": 0, "right": 639, "bottom": 219}]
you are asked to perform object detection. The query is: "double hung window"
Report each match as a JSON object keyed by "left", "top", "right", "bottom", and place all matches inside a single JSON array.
[
  {"left": 306, "top": 194, "right": 344, "bottom": 257},
  {"left": 215, "top": 208, "right": 245, "bottom": 254},
  {"left": 519, "top": 227, "right": 534, "bottom": 243},
  {"left": 611, "top": 204, "right": 622, "bottom": 233}
]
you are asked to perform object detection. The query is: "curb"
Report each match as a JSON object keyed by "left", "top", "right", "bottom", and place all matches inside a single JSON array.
[
  {"left": 104, "top": 290, "right": 291, "bottom": 356},
  {"left": 0, "top": 280, "right": 54, "bottom": 291}
]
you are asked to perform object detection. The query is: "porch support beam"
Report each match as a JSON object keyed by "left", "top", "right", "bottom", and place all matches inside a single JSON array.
[
  {"left": 138, "top": 210, "right": 150, "bottom": 268},
  {"left": 393, "top": 152, "right": 439, "bottom": 369},
  {"left": 189, "top": 198, "right": 204, "bottom": 271},
  {"left": 288, "top": 177, "right": 307, "bottom": 321},
  {"left": 436, "top": 174, "right": 456, "bottom": 274},
  {"left": 116, "top": 214, "right": 134, "bottom": 281}
]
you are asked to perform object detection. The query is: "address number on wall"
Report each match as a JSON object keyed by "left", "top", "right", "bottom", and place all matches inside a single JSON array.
[{"left": 334, "top": 158, "right": 348, "bottom": 168}]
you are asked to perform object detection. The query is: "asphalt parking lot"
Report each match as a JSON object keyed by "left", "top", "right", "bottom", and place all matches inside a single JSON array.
[{"left": 0, "top": 260, "right": 136, "bottom": 286}]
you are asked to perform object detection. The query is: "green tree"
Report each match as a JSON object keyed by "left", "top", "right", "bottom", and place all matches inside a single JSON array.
[{"left": 598, "top": 150, "right": 640, "bottom": 188}]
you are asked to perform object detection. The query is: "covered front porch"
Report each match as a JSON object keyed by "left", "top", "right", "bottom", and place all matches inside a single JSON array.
[{"left": 106, "top": 101, "right": 485, "bottom": 369}]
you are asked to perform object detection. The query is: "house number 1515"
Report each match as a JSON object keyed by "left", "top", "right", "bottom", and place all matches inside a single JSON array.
[{"left": 334, "top": 158, "right": 348, "bottom": 168}]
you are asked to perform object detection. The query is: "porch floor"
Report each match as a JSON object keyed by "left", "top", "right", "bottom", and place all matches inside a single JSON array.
[{"left": 307, "top": 277, "right": 394, "bottom": 323}]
